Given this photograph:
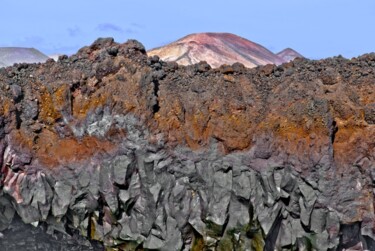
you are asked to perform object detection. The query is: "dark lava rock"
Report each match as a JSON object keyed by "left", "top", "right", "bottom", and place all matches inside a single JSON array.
[
  {"left": 10, "top": 84, "right": 22, "bottom": 101},
  {"left": 365, "top": 103, "right": 375, "bottom": 124},
  {"left": 0, "top": 215, "right": 104, "bottom": 251}
]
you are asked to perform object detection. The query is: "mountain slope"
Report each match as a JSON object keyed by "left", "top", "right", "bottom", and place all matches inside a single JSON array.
[
  {"left": 0, "top": 47, "right": 49, "bottom": 67},
  {"left": 277, "top": 47, "right": 304, "bottom": 62},
  {"left": 148, "top": 32, "right": 285, "bottom": 68},
  {"left": 48, "top": 54, "right": 62, "bottom": 61}
]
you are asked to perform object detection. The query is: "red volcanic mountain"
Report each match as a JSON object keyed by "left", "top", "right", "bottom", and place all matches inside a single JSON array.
[
  {"left": 148, "top": 32, "right": 286, "bottom": 68},
  {"left": 277, "top": 48, "right": 304, "bottom": 62}
]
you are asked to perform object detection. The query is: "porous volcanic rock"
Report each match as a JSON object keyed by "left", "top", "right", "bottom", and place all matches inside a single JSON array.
[{"left": 0, "top": 38, "right": 374, "bottom": 250}]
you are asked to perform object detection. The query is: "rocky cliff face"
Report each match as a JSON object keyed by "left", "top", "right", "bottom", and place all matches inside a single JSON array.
[
  {"left": 0, "top": 38, "right": 374, "bottom": 250},
  {"left": 148, "top": 33, "right": 285, "bottom": 68}
]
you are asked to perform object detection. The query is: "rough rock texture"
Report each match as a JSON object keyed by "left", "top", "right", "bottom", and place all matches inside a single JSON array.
[
  {"left": 277, "top": 48, "right": 304, "bottom": 62},
  {"left": 0, "top": 215, "right": 104, "bottom": 250},
  {"left": 0, "top": 38, "right": 374, "bottom": 250},
  {"left": 148, "top": 33, "right": 285, "bottom": 68},
  {"left": 0, "top": 47, "right": 49, "bottom": 67}
]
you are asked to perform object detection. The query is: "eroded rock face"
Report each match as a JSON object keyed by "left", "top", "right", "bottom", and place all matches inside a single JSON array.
[{"left": 0, "top": 38, "right": 374, "bottom": 250}]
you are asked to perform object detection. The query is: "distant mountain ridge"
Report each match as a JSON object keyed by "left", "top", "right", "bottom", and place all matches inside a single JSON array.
[
  {"left": 48, "top": 54, "right": 62, "bottom": 62},
  {"left": 277, "top": 48, "right": 304, "bottom": 62},
  {"left": 0, "top": 35, "right": 305, "bottom": 69},
  {"left": 0, "top": 47, "right": 49, "bottom": 67},
  {"left": 148, "top": 32, "right": 303, "bottom": 68}
]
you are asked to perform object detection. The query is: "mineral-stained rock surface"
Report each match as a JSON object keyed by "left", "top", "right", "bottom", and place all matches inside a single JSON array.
[{"left": 0, "top": 38, "right": 374, "bottom": 250}]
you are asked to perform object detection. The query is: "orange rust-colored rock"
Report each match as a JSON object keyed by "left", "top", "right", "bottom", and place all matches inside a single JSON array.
[
  {"left": 0, "top": 39, "right": 373, "bottom": 172},
  {"left": 9, "top": 128, "right": 116, "bottom": 167}
]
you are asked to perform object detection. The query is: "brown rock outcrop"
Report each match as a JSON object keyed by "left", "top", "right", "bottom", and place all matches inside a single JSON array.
[{"left": 0, "top": 38, "right": 374, "bottom": 250}]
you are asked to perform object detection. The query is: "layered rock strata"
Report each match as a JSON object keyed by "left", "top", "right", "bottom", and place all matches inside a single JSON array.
[{"left": 0, "top": 38, "right": 374, "bottom": 250}]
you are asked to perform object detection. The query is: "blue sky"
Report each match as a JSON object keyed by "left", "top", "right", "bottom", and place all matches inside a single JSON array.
[{"left": 1, "top": 0, "right": 374, "bottom": 59}]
